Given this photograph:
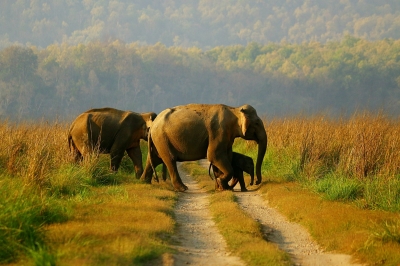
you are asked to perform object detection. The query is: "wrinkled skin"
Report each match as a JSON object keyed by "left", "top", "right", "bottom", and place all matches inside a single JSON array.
[
  {"left": 210, "top": 152, "right": 254, "bottom": 192},
  {"left": 68, "top": 107, "right": 156, "bottom": 178},
  {"left": 140, "top": 103, "right": 267, "bottom": 192}
]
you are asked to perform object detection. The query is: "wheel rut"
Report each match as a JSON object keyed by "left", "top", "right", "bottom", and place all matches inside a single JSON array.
[
  {"left": 168, "top": 163, "right": 245, "bottom": 266},
  {"left": 235, "top": 191, "right": 362, "bottom": 266},
  {"left": 197, "top": 159, "right": 363, "bottom": 266},
  {"left": 166, "top": 161, "right": 363, "bottom": 266}
]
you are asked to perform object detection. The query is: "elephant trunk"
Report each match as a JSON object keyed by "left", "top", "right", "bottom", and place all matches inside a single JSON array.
[{"left": 255, "top": 126, "right": 267, "bottom": 185}]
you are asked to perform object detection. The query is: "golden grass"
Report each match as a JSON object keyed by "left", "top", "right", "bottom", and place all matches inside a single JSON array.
[
  {"left": 0, "top": 121, "right": 70, "bottom": 185},
  {"left": 261, "top": 183, "right": 400, "bottom": 265},
  {"left": 266, "top": 113, "right": 400, "bottom": 179},
  {"left": 46, "top": 183, "right": 176, "bottom": 265},
  {"left": 1, "top": 113, "right": 399, "bottom": 264},
  {"left": 0, "top": 121, "right": 177, "bottom": 265}
]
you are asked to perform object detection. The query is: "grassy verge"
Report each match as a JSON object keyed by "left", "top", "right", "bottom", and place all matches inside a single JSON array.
[
  {"left": 0, "top": 121, "right": 177, "bottom": 265},
  {"left": 2, "top": 114, "right": 400, "bottom": 265},
  {"left": 45, "top": 175, "right": 177, "bottom": 265},
  {"left": 231, "top": 114, "right": 400, "bottom": 265},
  {"left": 181, "top": 162, "right": 291, "bottom": 266},
  {"left": 183, "top": 160, "right": 400, "bottom": 266},
  {"left": 261, "top": 182, "right": 400, "bottom": 265}
]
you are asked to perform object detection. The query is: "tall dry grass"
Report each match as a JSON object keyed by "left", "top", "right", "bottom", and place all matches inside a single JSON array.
[
  {"left": 267, "top": 113, "right": 400, "bottom": 179},
  {"left": 0, "top": 120, "right": 177, "bottom": 265},
  {"left": 0, "top": 120, "right": 70, "bottom": 185},
  {"left": 0, "top": 121, "right": 72, "bottom": 264},
  {"left": 255, "top": 113, "right": 400, "bottom": 211}
]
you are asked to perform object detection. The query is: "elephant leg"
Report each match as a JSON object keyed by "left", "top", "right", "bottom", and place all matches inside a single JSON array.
[
  {"left": 140, "top": 153, "right": 163, "bottom": 183},
  {"left": 109, "top": 150, "right": 124, "bottom": 172},
  {"left": 163, "top": 159, "right": 188, "bottom": 192},
  {"left": 162, "top": 163, "right": 168, "bottom": 181},
  {"left": 73, "top": 148, "right": 83, "bottom": 163},
  {"left": 229, "top": 177, "right": 239, "bottom": 189},
  {"left": 208, "top": 157, "right": 233, "bottom": 190},
  {"left": 126, "top": 147, "right": 143, "bottom": 179},
  {"left": 212, "top": 165, "right": 224, "bottom": 191},
  {"left": 235, "top": 170, "right": 247, "bottom": 192}
]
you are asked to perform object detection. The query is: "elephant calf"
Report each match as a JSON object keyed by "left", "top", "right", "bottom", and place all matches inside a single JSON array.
[
  {"left": 68, "top": 107, "right": 156, "bottom": 178},
  {"left": 210, "top": 152, "right": 255, "bottom": 192}
]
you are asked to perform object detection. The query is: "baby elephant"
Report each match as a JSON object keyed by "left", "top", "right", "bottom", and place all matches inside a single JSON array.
[{"left": 209, "top": 152, "right": 255, "bottom": 191}]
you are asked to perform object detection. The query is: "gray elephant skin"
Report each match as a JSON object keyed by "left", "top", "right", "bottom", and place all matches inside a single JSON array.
[
  {"left": 210, "top": 152, "right": 254, "bottom": 192},
  {"left": 68, "top": 107, "right": 156, "bottom": 178},
  {"left": 141, "top": 103, "right": 267, "bottom": 192}
]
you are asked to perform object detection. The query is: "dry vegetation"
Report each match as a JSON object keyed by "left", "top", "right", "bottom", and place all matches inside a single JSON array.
[
  {"left": 0, "top": 113, "right": 399, "bottom": 265},
  {"left": 267, "top": 113, "right": 400, "bottom": 180},
  {"left": 0, "top": 121, "right": 176, "bottom": 265},
  {"left": 233, "top": 113, "right": 400, "bottom": 211}
]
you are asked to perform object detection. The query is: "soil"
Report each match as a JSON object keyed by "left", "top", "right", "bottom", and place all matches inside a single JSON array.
[{"left": 164, "top": 161, "right": 363, "bottom": 266}]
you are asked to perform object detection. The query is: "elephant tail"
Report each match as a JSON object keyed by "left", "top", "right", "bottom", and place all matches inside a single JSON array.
[
  {"left": 67, "top": 132, "right": 74, "bottom": 152},
  {"left": 208, "top": 163, "right": 214, "bottom": 180},
  {"left": 148, "top": 130, "right": 159, "bottom": 183}
]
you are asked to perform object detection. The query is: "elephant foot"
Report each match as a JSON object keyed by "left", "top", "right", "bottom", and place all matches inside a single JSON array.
[
  {"left": 216, "top": 178, "right": 231, "bottom": 191},
  {"left": 174, "top": 184, "right": 188, "bottom": 192},
  {"left": 140, "top": 177, "right": 152, "bottom": 184}
]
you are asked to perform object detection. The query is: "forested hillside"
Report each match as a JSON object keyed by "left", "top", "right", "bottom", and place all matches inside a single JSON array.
[
  {"left": 1, "top": 0, "right": 400, "bottom": 49},
  {"left": 1, "top": 37, "right": 399, "bottom": 120}
]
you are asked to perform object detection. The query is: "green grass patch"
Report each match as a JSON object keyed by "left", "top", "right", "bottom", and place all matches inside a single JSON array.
[
  {"left": 0, "top": 176, "right": 70, "bottom": 264},
  {"left": 310, "top": 173, "right": 362, "bottom": 201}
]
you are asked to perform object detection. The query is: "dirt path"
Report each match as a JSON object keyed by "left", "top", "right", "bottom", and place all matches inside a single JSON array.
[
  {"left": 168, "top": 161, "right": 362, "bottom": 266},
  {"left": 236, "top": 192, "right": 362, "bottom": 266},
  {"left": 168, "top": 164, "right": 245, "bottom": 266}
]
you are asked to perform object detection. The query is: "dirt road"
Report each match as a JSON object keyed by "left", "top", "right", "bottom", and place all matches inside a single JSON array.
[{"left": 167, "top": 162, "right": 362, "bottom": 266}]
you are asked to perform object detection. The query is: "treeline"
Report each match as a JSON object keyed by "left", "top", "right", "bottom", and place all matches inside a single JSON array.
[
  {"left": 1, "top": 0, "right": 400, "bottom": 49},
  {"left": 1, "top": 37, "right": 400, "bottom": 120}
]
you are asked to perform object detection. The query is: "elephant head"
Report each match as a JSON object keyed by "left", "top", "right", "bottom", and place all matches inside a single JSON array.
[{"left": 236, "top": 104, "right": 267, "bottom": 185}]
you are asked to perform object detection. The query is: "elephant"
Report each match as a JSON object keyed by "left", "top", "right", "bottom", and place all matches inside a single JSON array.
[
  {"left": 209, "top": 152, "right": 254, "bottom": 192},
  {"left": 68, "top": 107, "right": 156, "bottom": 178},
  {"left": 140, "top": 103, "right": 267, "bottom": 192}
]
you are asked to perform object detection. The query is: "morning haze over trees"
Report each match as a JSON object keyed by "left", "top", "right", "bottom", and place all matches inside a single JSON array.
[{"left": 1, "top": 0, "right": 400, "bottom": 120}]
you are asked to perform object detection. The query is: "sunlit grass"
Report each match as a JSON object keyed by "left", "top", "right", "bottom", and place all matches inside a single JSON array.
[
  {"left": 230, "top": 114, "right": 400, "bottom": 265},
  {"left": 0, "top": 121, "right": 177, "bottom": 265},
  {"left": 1, "top": 113, "right": 400, "bottom": 265},
  {"left": 46, "top": 182, "right": 176, "bottom": 265},
  {"left": 0, "top": 176, "right": 69, "bottom": 264},
  {"left": 261, "top": 183, "right": 400, "bottom": 265},
  {"left": 181, "top": 162, "right": 291, "bottom": 266},
  {"left": 233, "top": 113, "right": 400, "bottom": 212}
]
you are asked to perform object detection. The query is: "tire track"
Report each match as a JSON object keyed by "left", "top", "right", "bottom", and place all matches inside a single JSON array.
[
  {"left": 236, "top": 191, "right": 362, "bottom": 266},
  {"left": 168, "top": 164, "right": 245, "bottom": 266},
  {"left": 199, "top": 159, "right": 363, "bottom": 266}
]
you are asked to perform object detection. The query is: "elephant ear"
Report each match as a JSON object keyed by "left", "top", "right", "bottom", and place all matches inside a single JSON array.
[{"left": 239, "top": 107, "right": 251, "bottom": 137}]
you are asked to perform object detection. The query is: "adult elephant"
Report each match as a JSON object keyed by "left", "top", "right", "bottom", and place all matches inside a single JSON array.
[
  {"left": 68, "top": 107, "right": 156, "bottom": 178},
  {"left": 140, "top": 103, "right": 267, "bottom": 191}
]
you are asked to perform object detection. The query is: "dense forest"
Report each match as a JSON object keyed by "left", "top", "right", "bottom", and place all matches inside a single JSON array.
[
  {"left": 1, "top": 37, "right": 400, "bottom": 120},
  {"left": 1, "top": 0, "right": 400, "bottom": 49},
  {"left": 1, "top": 1, "right": 400, "bottom": 120}
]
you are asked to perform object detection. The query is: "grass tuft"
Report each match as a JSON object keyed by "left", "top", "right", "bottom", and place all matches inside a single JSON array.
[{"left": 310, "top": 173, "right": 362, "bottom": 201}]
